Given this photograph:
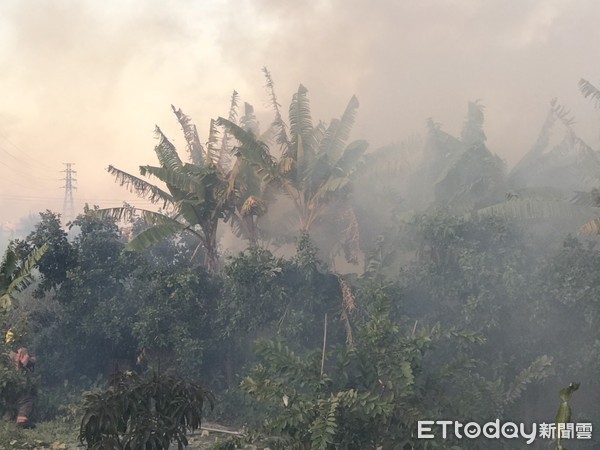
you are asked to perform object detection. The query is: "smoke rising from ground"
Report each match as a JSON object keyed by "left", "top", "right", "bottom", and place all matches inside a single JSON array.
[{"left": 1, "top": 0, "right": 600, "bottom": 226}]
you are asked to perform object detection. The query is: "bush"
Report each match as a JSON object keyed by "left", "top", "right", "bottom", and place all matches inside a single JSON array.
[{"left": 79, "top": 370, "right": 214, "bottom": 450}]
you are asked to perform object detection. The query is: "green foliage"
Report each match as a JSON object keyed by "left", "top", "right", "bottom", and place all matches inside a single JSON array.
[
  {"left": 505, "top": 355, "right": 554, "bottom": 405},
  {"left": 0, "top": 241, "right": 48, "bottom": 309},
  {"left": 25, "top": 209, "right": 140, "bottom": 382},
  {"left": 223, "top": 290, "right": 469, "bottom": 449},
  {"left": 79, "top": 371, "right": 214, "bottom": 450},
  {"left": 221, "top": 247, "right": 285, "bottom": 340},
  {"left": 0, "top": 353, "right": 29, "bottom": 417},
  {"left": 215, "top": 236, "right": 345, "bottom": 388},
  {"left": 23, "top": 211, "right": 74, "bottom": 296},
  {"left": 387, "top": 212, "right": 565, "bottom": 428},
  {"left": 130, "top": 265, "right": 221, "bottom": 377}
]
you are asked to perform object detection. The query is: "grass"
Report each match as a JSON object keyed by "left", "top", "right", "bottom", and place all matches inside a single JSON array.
[{"left": 0, "top": 419, "right": 79, "bottom": 450}]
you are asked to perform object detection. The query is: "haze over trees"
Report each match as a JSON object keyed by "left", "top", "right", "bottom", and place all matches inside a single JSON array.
[{"left": 2, "top": 72, "right": 600, "bottom": 449}]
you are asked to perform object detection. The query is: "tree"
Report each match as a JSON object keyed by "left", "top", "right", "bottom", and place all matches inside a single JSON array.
[
  {"left": 101, "top": 107, "right": 235, "bottom": 273},
  {"left": 574, "top": 78, "right": 600, "bottom": 236},
  {"left": 31, "top": 208, "right": 143, "bottom": 382},
  {"left": 21, "top": 210, "right": 74, "bottom": 296},
  {"left": 217, "top": 70, "right": 367, "bottom": 262},
  {"left": 215, "top": 234, "right": 349, "bottom": 388}
]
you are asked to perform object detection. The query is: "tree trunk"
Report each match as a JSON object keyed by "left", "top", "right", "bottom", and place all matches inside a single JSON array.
[
  {"left": 203, "top": 220, "right": 221, "bottom": 274},
  {"left": 224, "top": 347, "right": 235, "bottom": 388}
]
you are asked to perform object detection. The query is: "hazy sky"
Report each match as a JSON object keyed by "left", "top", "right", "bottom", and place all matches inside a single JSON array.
[{"left": 2, "top": 0, "right": 600, "bottom": 229}]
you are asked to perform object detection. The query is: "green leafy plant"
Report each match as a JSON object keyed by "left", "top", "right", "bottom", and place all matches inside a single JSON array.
[
  {"left": 220, "top": 291, "right": 445, "bottom": 450},
  {"left": 0, "top": 241, "right": 48, "bottom": 309},
  {"left": 79, "top": 371, "right": 214, "bottom": 450}
]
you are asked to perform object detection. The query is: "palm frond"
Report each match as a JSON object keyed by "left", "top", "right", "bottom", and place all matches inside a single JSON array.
[
  {"left": 317, "top": 119, "right": 339, "bottom": 163},
  {"left": 139, "top": 165, "right": 205, "bottom": 199},
  {"left": 312, "top": 120, "right": 327, "bottom": 148},
  {"left": 550, "top": 98, "right": 576, "bottom": 127},
  {"left": 334, "top": 140, "right": 368, "bottom": 175},
  {"left": 303, "top": 148, "right": 332, "bottom": 192},
  {"left": 226, "top": 157, "right": 242, "bottom": 197},
  {"left": 107, "top": 165, "right": 174, "bottom": 207},
  {"left": 570, "top": 190, "right": 597, "bottom": 206},
  {"left": 226, "top": 212, "right": 248, "bottom": 239},
  {"left": 217, "top": 117, "right": 278, "bottom": 184},
  {"left": 566, "top": 128, "right": 598, "bottom": 158},
  {"left": 219, "top": 90, "right": 239, "bottom": 168},
  {"left": 171, "top": 105, "right": 204, "bottom": 166},
  {"left": 153, "top": 126, "right": 184, "bottom": 172},
  {"left": 360, "top": 139, "right": 417, "bottom": 179},
  {"left": 95, "top": 206, "right": 168, "bottom": 224},
  {"left": 509, "top": 99, "right": 560, "bottom": 183},
  {"left": 94, "top": 205, "right": 138, "bottom": 223},
  {"left": 6, "top": 243, "right": 48, "bottom": 295},
  {"left": 240, "top": 102, "right": 259, "bottom": 135},
  {"left": 505, "top": 355, "right": 553, "bottom": 405},
  {"left": 461, "top": 100, "right": 486, "bottom": 146},
  {"left": 320, "top": 95, "right": 359, "bottom": 162},
  {"left": 296, "top": 134, "right": 305, "bottom": 186},
  {"left": 206, "top": 119, "right": 222, "bottom": 168},
  {"left": 0, "top": 244, "right": 19, "bottom": 287},
  {"left": 311, "top": 176, "right": 351, "bottom": 204},
  {"left": 1, "top": 243, "right": 48, "bottom": 308},
  {"left": 227, "top": 90, "right": 240, "bottom": 123},
  {"left": 474, "top": 198, "right": 600, "bottom": 222},
  {"left": 262, "top": 67, "right": 291, "bottom": 153},
  {"left": 289, "top": 84, "right": 314, "bottom": 160},
  {"left": 177, "top": 199, "right": 208, "bottom": 228},
  {"left": 579, "top": 78, "right": 600, "bottom": 108},
  {"left": 95, "top": 207, "right": 191, "bottom": 251},
  {"left": 126, "top": 222, "right": 188, "bottom": 252},
  {"left": 535, "top": 102, "right": 558, "bottom": 154}
]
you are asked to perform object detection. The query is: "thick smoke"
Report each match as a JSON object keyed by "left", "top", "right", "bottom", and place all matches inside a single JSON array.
[{"left": 1, "top": 0, "right": 600, "bottom": 225}]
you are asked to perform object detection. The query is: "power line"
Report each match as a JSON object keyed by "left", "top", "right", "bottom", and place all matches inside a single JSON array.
[
  {"left": 0, "top": 195, "right": 158, "bottom": 202},
  {"left": 0, "top": 130, "right": 58, "bottom": 172}
]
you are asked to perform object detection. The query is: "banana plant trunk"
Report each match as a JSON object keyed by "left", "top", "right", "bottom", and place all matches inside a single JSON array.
[{"left": 204, "top": 224, "right": 220, "bottom": 274}]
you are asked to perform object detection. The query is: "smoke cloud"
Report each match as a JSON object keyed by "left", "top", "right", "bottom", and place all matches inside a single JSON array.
[{"left": 1, "top": 0, "right": 600, "bottom": 227}]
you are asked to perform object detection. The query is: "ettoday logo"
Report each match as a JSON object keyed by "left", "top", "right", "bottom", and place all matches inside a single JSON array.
[{"left": 417, "top": 420, "right": 592, "bottom": 445}]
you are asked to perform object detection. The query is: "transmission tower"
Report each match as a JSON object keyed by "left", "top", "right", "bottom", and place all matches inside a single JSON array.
[{"left": 61, "top": 163, "right": 77, "bottom": 222}]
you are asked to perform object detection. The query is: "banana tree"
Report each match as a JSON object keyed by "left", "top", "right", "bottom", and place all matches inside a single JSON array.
[
  {"left": 470, "top": 97, "right": 600, "bottom": 235},
  {"left": 576, "top": 78, "right": 600, "bottom": 235},
  {"left": 101, "top": 106, "right": 235, "bottom": 273},
  {"left": 217, "top": 76, "right": 368, "bottom": 261},
  {"left": 222, "top": 100, "right": 270, "bottom": 246},
  {"left": 0, "top": 242, "right": 48, "bottom": 309}
]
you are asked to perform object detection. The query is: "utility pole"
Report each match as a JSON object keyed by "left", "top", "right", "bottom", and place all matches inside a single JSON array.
[{"left": 61, "top": 163, "right": 77, "bottom": 222}]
